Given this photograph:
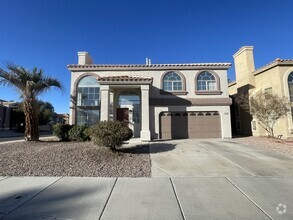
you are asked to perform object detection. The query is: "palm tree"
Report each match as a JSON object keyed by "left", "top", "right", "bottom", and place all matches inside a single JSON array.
[{"left": 0, "top": 63, "right": 62, "bottom": 141}]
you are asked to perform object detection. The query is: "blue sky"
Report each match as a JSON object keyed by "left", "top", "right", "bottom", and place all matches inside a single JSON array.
[{"left": 0, "top": 0, "right": 293, "bottom": 113}]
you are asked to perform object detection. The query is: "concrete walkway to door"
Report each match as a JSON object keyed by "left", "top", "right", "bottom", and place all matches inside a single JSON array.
[{"left": 150, "top": 139, "right": 293, "bottom": 219}]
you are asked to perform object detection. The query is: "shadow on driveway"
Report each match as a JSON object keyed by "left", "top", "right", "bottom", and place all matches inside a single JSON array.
[{"left": 118, "top": 143, "right": 176, "bottom": 154}]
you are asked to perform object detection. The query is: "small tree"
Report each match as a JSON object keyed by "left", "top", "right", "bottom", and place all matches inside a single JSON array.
[{"left": 236, "top": 91, "right": 291, "bottom": 137}]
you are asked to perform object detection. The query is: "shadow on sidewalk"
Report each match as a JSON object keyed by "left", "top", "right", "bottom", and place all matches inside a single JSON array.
[{"left": 0, "top": 183, "right": 100, "bottom": 219}]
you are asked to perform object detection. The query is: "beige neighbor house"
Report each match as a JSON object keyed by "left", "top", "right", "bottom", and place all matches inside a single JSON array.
[
  {"left": 229, "top": 46, "right": 293, "bottom": 138},
  {"left": 68, "top": 52, "right": 232, "bottom": 141}
]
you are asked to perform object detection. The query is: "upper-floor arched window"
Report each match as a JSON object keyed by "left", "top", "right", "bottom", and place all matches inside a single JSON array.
[
  {"left": 77, "top": 76, "right": 100, "bottom": 106},
  {"left": 196, "top": 71, "right": 217, "bottom": 91},
  {"left": 288, "top": 72, "right": 293, "bottom": 102},
  {"left": 163, "top": 72, "right": 183, "bottom": 91}
]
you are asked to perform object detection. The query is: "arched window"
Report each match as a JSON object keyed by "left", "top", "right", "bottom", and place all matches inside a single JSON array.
[
  {"left": 288, "top": 72, "right": 293, "bottom": 101},
  {"left": 76, "top": 76, "right": 100, "bottom": 126},
  {"left": 197, "top": 71, "right": 216, "bottom": 91},
  {"left": 163, "top": 72, "right": 183, "bottom": 91}
]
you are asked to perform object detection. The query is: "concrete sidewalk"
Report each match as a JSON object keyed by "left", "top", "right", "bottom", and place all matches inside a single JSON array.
[{"left": 0, "top": 176, "right": 292, "bottom": 219}]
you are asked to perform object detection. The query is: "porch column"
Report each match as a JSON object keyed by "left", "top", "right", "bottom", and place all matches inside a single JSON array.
[
  {"left": 140, "top": 85, "right": 151, "bottom": 141},
  {"left": 100, "top": 85, "right": 110, "bottom": 121}
]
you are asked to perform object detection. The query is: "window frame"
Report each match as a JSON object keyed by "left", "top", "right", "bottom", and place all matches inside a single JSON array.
[
  {"left": 77, "top": 76, "right": 100, "bottom": 107},
  {"left": 160, "top": 71, "right": 187, "bottom": 95},
  {"left": 74, "top": 74, "right": 101, "bottom": 126},
  {"left": 194, "top": 71, "right": 222, "bottom": 95},
  {"left": 288, "top": 72, "right": 293, "bottom": 102}
]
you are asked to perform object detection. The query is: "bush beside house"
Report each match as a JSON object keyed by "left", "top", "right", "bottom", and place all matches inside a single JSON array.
[
  {"left": 52, "top": 124, "right": 72, "bottom": 141},
  {"left": 52, "top": 121, "right": 133, "bottom": 150},
  {"left": 90, "top": 121, "right": 133, "bottom": 150},
  {"left": 69, "top": 125, "right": 90, "bottom": 142}
]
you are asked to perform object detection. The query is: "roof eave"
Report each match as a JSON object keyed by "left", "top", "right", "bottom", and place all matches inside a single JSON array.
[
  {"left": 67, "top": 64, "right": 232, "bottom": 72},
  {"left": 228, "top": 81, "right": 236, "bottom": 87},
  {"left": 253, "top": 61, "right": 293, "bottom": 76}
]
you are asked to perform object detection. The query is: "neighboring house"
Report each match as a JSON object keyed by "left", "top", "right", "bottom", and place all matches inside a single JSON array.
[
  {"left": 52, "top": 113, "right": 69, "bottom": 125},
  {"left": 68, "top": 52, "right": 232, "bottom": 141},
  {"left": 229, "top": 46, "right": 293, "bottom": 138},
  {"left": 0, "top": 101, "right": 24, "bottom": 130}
]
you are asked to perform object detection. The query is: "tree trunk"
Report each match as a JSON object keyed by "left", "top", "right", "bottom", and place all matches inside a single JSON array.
[
  {"left": 271, "top": 127, "right": 274, "bottom": 138},
  {"left": 23, "top": 99, "right": 39, "bottom": 141}
]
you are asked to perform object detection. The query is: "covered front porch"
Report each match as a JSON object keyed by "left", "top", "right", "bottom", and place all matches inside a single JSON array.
[{"left": 98, "top": 76, "right": 152, "bottom": 141}]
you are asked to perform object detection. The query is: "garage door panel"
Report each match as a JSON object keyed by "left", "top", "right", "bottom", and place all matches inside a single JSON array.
[
  {"left": 171, "top": 114, "right": 188, "bottom": 139},
  {"left": 160, "top": 111, "right": 221, "bottom": 139},
  {"left": 161, "top": 113, "right": 171, "bottom": 139}
]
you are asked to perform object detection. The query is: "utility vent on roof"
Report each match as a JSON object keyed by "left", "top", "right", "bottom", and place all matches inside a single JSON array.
[{"left": 145, "top": 58, "right": 152, "bottom": 65}]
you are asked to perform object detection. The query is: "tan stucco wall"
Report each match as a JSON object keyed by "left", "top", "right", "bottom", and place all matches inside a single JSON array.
[
  {"left": 233, "top": 46, "right": 255, "bottom": 88},
  {"left": 228, "top": 83, "right": 237, "bottom": 96},
  {"left": 69, "top": 67, "right": 231, "bottom": 139},
  {"left": 70, "top": 69, "right": 229, "bottom": 100},
  {"left": 252, "top": 66, "right": 293, "bottom": 138},
  {"left": 229, "top": 46, "right": 293, "bottom": 139}
]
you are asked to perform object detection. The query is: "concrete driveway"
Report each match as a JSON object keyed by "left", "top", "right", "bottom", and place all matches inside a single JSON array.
[
  {"left": 150, "top": 139, "right": 293, "bottom": 219},
  {"left": 150, "top": 139, "right": 293, "bottom": 177}
]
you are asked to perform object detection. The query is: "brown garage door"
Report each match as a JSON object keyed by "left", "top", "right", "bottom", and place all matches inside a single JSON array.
[{"left": 160, "top": 111, "right": 221, "bottom": 139}]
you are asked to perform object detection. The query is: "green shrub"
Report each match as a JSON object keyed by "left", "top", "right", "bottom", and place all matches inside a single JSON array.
[
  {"left": 90, "top": 121, "right": 133, "bottom": 150},
  {"left": 52, "top": 123, "right": 72, "bottom": 141},
  {"left": 69, "top": 125, "right": 90, "bottom": 142}
]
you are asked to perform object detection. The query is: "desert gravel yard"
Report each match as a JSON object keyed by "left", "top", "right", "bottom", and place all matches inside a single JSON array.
[
  {"left": 233, "top": 136, "right": 293, "bottom": 158},
  {"left": 0, "top": 140, "right": 151, "bottom": 177}
]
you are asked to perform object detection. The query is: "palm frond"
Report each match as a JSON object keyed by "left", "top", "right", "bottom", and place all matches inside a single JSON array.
[
  {"left": 33, "top": 76, "right": 63, "bottom": 97},
  {"left": 0, "top": 63, "right": 63, "bottom": 99}
]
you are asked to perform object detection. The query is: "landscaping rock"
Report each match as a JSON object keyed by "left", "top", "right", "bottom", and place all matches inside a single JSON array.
[{"left": 0, "top": 140, "right": 151, "bottom": 177}]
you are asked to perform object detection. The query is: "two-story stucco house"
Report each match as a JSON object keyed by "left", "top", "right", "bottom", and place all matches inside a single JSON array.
[
  {"left": 68, "top": 52, "right": 232, "bottom": 141},
  {"left": 229, "top": 46, "right": 293, "bottom": 138}
]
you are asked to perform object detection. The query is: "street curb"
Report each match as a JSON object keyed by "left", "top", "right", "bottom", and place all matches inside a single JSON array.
[{"left": 0, "top": 136, "right": 56, "bottom": 145}]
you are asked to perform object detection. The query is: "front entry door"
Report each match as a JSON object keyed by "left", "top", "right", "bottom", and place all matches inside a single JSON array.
[{"left": 116, "top": 108, "right": 129, "bottom": 125}]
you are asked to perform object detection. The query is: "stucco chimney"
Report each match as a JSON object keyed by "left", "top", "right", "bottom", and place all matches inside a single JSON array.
[
  {"left": 233, "top": 46, "right": 255, "bottom": 87},
  {"left": 78, "top": 51, "right": 93, "bottom": 65}
]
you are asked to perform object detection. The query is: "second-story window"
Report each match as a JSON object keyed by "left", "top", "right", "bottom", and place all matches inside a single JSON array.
[
  {"left": 76, "top": 76, "right": 100, "bottom": 126},
  {"left": 197, "top": 71, "right": 217, "bottom": 91},
  {"left": 288, "top": 72, "right": 293, "bottom": 102},
  {"left": 163, "top": 72, "right": 182, "bottom": 91}
]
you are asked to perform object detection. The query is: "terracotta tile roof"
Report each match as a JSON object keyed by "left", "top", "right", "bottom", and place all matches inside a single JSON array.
[
  {"left": 97, "top": 75, "right": 153, "bottom": 82},
  {"left": 67, "top": 63, "right": 231, "bottom": 70},
  {"left": 253, "top": 58, "right": 293, "bottom": 75}
]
